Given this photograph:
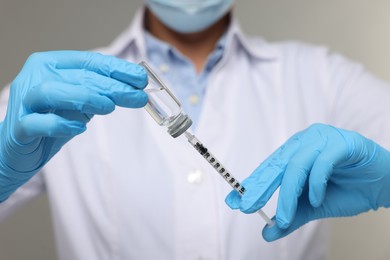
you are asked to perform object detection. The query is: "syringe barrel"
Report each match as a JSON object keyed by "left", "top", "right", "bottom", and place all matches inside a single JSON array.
[
  {"left": 185, "top": 132, "right": 275, "bottom": 226},
  {"left": 185, "top": 132, "right": 245, "bottom": 195}
]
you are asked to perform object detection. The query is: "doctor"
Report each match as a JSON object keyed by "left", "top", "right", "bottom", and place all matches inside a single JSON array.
[{"left": 1, "top": 1, "right": 390, "bottom": 260}]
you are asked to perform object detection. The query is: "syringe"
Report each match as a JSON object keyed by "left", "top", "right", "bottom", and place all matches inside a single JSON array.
[
  {"left": 184, "top": 131, "right": 274, "bottom": 226},
  {"left": 140, "top": 61, "right": 273, "bottom": 226}
]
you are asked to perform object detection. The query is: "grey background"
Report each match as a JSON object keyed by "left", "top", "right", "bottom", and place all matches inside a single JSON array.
[{"left": 1, "top": 0, "right": 390, "bottom": 259}]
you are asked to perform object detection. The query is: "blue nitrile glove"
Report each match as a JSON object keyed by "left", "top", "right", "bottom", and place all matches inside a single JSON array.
[
  {"left": 0, "top": 51, "right": 148, "bottom": 201},
  {"left": 225, "top": 123, "right": 390, "bottom": 241}
]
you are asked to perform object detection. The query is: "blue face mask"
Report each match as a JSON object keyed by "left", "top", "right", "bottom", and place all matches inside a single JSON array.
[{"left": 145, "top": 0, "right": 234, "bottom": 33}]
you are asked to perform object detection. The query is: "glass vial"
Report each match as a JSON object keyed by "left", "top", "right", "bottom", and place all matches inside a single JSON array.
[{"left": 140, "top": 61, "right": 192, "bottom": 138}]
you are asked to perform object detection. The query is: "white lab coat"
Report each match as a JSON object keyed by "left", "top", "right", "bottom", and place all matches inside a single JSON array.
[{"left": 1, "top": 9, "right": 390, "bottom": 260}]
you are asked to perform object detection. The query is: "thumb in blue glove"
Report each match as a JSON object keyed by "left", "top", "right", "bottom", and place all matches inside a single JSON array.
[
  {"left": 225, "top": 123, "right": 390, "bottom": 241},
  {"left": 0, "top": 51, "right": 148, "bottom": 201}
]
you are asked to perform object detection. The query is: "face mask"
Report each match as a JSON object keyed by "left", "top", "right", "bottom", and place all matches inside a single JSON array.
[{"left": 145, "top": 0, "right": 234, "bottom": 33}]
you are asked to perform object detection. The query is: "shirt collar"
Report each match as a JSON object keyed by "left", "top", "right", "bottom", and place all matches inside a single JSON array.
[
  {"left": 227, "top": 14, "right": 279, "bottom": 61},
  {"left": 106, "top": 8, "right": 279, "bottom": 61},
  {"left": 144, "top": 26, "right": 228, "bottom": 69}
]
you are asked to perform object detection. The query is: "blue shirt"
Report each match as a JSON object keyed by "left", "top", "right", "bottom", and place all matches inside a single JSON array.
[{"left": 144, "top": 32, "right": 226, "bottom": 129}]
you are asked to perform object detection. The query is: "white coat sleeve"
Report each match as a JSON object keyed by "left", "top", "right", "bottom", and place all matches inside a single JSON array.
[
  {"left": 325, "top": 52, "right": 390, "bottom": 148},
  {"left": 0, "top": 85, "right": 46, "bottom": 222}
]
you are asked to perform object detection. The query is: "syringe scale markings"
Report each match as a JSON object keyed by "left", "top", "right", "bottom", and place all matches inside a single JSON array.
[
  {"left": 185, "top": 131, "right": 274, "bottom": 226},
  {"left": 192, "top": 139, "right": 245, "bottom": 194}
]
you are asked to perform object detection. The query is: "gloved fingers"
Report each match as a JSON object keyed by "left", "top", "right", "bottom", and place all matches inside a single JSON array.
[
  {"left": 234, "top": 147, "right": 285, "bottom": 213},
  {"left": 263, "top": 183, "right": 369, "bottom": 242},
  {"left": 225, "top": 190, "right": 241, "bottom": 209},
  {"left": 23, "top": 82, "right": 116, "bottom": 115},
  {"left": 238, "top": 136, "right": 302, "bottom": 214},
  {"left": 16, "top": 113, "right": 86, "bottom": 142},
  {"left": 44, "top": 51, "right": 148, "bottom": 88},
  {"left": 275, "top": 146, "right": 320, "bottom": 229},
  {"left": 224, "top": 156, "right": 280, "bottom": 210},
  {"left": 308, "top": 137, "right": 347, "bottom": 207},
  {"left": 58, "top": 69, "right": 148, "bottom": 108},
  {"left": 54, "top": 110, "right": 94, "bottom": 124},
  {"left": 238, "top": 166, "right": 284, "bottom": 214},
  {"left": 263, "top": 189, "right": 325, "bottom": 242},
  {"left": 262, "top": 205, "right": 312, "bottom": 242},
  {"left": 308, "top": 157, "right": 334, "bottom": 208},
  {"left": 262, "top": 217, "right": 292, "bottom": 242}
]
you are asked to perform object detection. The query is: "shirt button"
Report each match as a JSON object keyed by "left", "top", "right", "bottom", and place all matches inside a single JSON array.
[
  {"left": 189, "top": 94, "right": 200, "bottom": 106},
  {"left": 159, "top": 63, "right": 170, "bottom": 73},
  {"left": 187, "top": 169, "right": 203, "bottom": 184}
]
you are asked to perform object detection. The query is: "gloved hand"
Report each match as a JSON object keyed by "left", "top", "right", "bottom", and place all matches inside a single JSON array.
[
  {"left": 0, "top": 51, "right": 148, "bottom": 201},
  {"left": 225, "top": 123, "right": 390, "bottom": 241}
]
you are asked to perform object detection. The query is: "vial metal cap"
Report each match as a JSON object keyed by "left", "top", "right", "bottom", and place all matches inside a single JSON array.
[{"left": 167, "top": 113, "right": 192, "bottom": 138}]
